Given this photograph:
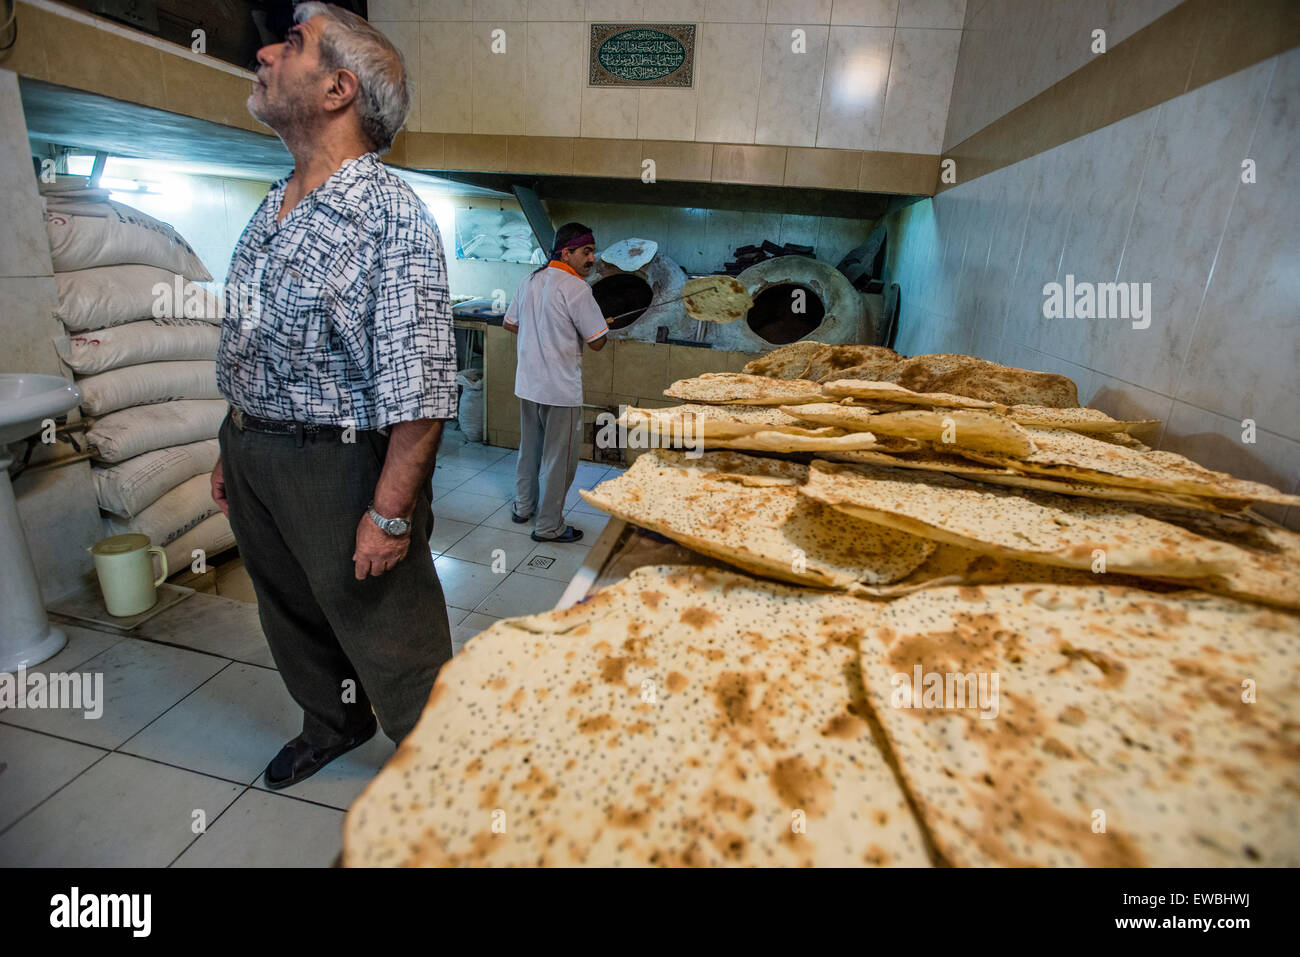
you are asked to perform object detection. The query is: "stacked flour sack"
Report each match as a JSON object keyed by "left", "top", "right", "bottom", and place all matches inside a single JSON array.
[{"left": 43, "top": 182, "right": 235, "bottom": 577}]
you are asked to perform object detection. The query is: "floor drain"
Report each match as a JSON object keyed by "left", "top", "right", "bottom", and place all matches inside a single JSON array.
[{"left": 528, "top": 556, "right": 555, "bottom": 569}]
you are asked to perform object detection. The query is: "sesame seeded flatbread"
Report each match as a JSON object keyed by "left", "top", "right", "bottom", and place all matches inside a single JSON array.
[
  {"left": 963, "top": 428, "right": 1300, "bottom": 506},
  {"left": 665, "top": 373, "right": 826, "bottom": 406},
  {"left": 618, "top": 403, "right": 835, "bottom": 440},
  {"left": 616, "top": 404, "right": 885, "bottom": 453},
  {"left": 853, "top": 544, "right": 1185, "bottom": 598},
  {"left": 741, "top": 341, "right": 827, "bottom": 379},
  {"left": 820, "top": 447, "right": 1244, "bottom": 513},
  {"left": 682, "top": 276, "right": 754, "bottom": 323},
  {"left": 822, "top": 380, "right": 1004, "bottom": 411},
  {"left": 782, "top": 405, "right": 1037, "bottom": 457},
  {"left": 343, "top": 564, "right": 932, "bottom": 867},
  {"left": 1005, "top": 405, "right": 1160, "bottom": 434},
  {"left": 971, "top": 472, "right": 1247, "bottom": 513},
  {"left": 1135, "top": 508, "right": 1300, "bottom": 612},
  {"left": 855, "top": 582, "right": 1300, "bottom": 865},
  {"left": 580, "top": 450, "right": 936, "bottom": 589},
  {"left": 801, "top": 460, "right": 1242, "bottom": 580},
  {"left": 1092, "top": 432, "right": 1152, "bottom": 450},
  {"left": 700, "top": 431, "right": 887, "bottom": 453}
]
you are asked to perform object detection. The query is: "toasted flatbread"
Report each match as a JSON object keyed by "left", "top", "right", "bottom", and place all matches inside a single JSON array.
[
  {"left": 853, "top": 543, "right": 1186, "bottom": 598},
  {"left": 822, "top": 447, "right": 1247, "bottom": 513},
  {"left": 616, "top": 405, "right": 884, "bottom": 453},
  {"left": 783, "top": 404, "right": 1037, "bottom": 457},
  {"left": 1005, "top": 405, "right": 1160, "bottom": 434},
  {"left": 801, "top": 460, "right": 1242, "bottom": 579},
  {"left": 885, "top": 354, "right": 986, "bottom": 386},
  {"left": 741, "top": 341, "right": 826, "bottom": 379},
  {"left": 856, "top": 583, "right": 1300, "bottom": 865},
  {"left": 822, "top": 379, "right": 1004, "bottom": 411},
  {"left": 1136, "top": 507, "right": 1300, "bottom": 611},
  {"left": 665, "top": 373, "right": 826, "bottom": 405},
  {"left": 618, "top": 403, "right": 831, "bottom": 440},
  {"left": 701, "top": 430, "right": 885, "bottom": 453},
  {"left": 817, "top": 358, "right": 906, "bottom": 384},
  {"left": 964, "top": 428, "right": 1300, "bottom": 506},
  {"left": 580, "top": 450, "right": 936, "bottom": 588},
  {"left": 344, "top": 564, "right": 932, "bottom": 867},
  {"left": 881, "top": 355, "right": 1080, "bottom": 407},
  {"left": 803, "top": 345, "right": 901, "bottom": 383}
]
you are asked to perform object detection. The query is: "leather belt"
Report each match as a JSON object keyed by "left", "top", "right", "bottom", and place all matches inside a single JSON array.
[{"left": 229, "top": 407, "right": 348, "bottom": 438}]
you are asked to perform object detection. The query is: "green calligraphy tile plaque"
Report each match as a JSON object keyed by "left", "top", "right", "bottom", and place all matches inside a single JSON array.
[{"left": 589, "top": 23, "right": 696, "bottom": 88}]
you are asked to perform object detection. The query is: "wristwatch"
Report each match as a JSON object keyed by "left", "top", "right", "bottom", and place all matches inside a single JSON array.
[{"left": 367, "top": 504, "right": 411, "bottom": 537}]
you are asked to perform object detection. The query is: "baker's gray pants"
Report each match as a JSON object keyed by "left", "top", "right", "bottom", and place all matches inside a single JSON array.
[
  {"left": 219, "top": 413, "right": 453, "bottom": 748},
  {"left": 515, "top": 398, "right": 582, "bottom": 538}
]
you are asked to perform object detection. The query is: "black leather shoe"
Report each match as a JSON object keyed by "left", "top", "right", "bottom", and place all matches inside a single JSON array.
[
  {"left": 531, "top": 525, "right": 583, "bottom": 543},
  {"left": 262, "top": 718, "right": 378, "bottom": 791},
  {"left": 510, "top": 505, "right": 532, "bottom": 524}
]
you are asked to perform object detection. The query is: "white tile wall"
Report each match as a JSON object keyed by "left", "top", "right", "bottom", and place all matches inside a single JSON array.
[
  {"left": 694, "top": 21, "right": 766, "bottom": 143},
  {"left": 756, "top": 25, "right": 829, "bottom": 146},
  {"left": 816, "top": 25, "right": 893, "bottom": 150},
  {"left": 378, "top": 7, "right": 962, "bottom": 150},
  {"left": 830, "top": 0, "right": 898, "bottom": 27},
  {"left": 472, "top": 21, "right": 528, "bottom": 133},
  {"left": 877, "top": 27, "right": 962, "bottom": 153},
  {"left": 525, "top": 21, "right": 586, "bottom": 135},
  {"left": 419, "top": 20, "right": 474, "bottom": 133},
  {"left": 883, "top": 47, "right": 1300, "bottom": 530}
]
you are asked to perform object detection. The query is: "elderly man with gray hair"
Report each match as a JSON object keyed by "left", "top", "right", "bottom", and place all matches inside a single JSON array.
[{"left": 210, "top": 3, "right": 456, "bottom": 789}]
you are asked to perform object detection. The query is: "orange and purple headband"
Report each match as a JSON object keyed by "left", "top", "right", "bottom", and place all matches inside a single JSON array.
[{"left": 555, "top": 232, "right": 594, "bottom": 254}]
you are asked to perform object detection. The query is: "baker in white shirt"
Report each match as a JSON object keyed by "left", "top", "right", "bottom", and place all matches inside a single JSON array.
[{"left": 502, "top": 222, "right": 608, "bottom": 542}]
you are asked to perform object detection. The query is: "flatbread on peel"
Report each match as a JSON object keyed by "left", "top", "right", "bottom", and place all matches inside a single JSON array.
[{"left": 682, "top": 276, "right": 753, "bottom": 323}]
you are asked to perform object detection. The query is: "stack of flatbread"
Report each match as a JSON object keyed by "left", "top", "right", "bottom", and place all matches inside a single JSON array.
[
  {"left": 800, "top": 460, "right": 1300, "bottom": 611},
  {"left": 741, "top": 343, "right": 1080, "bottom": 406},
  {"left": 344, "top": 564, "right": 1300, "bottom": 867},
  {"left": 343, "top": 565, "right": 933, "bottom": 867},
  {"left": 341, "top": 345, "right": 1300, "bottom": 868}
]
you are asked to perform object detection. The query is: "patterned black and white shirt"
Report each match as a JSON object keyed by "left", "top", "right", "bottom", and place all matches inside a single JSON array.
[{"left": 217, "top": 152, "right": 457, "bottom": 429}]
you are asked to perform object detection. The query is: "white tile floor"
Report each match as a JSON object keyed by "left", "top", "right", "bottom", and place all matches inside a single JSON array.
[{"left": 0, "top": 429, "right": 623, "bottom": 867}]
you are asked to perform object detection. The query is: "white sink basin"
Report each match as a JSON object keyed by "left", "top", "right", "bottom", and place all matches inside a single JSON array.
[
  {"left": 0, "top": 373, "right": 82, "bottom": 445},
  {"left": 0, "top": 373, "right": 83, "bottom": 671}
]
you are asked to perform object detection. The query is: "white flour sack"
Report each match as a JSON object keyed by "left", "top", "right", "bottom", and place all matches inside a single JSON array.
[
  {"left": 104, "top": 473, "right": 218, "bottom": 547},
  {"left": 44, "top": 201, "right": 212, "bottom": 279},
  {"left": 77, "top": 360, "right": 220, "bottom": 416},
  {"left": 56, "top": 265, "right": 223, "bottom": 332},
  {"left": 88, "top": 399, "right": 228, "bottom": 463},
  {"left": 58, "top": 321, "right": 220, "bottom": 375},
  {"left": 94, "top": 439, "right": 220, "bottom": 518},
  {"left": 163, "top": 511, "right": 236, "bottom": 574}
]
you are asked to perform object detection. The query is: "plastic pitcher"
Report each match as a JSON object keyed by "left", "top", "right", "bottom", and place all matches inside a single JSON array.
[{"left": 89, "top": 533, "right": 168, "bottom": 617}]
